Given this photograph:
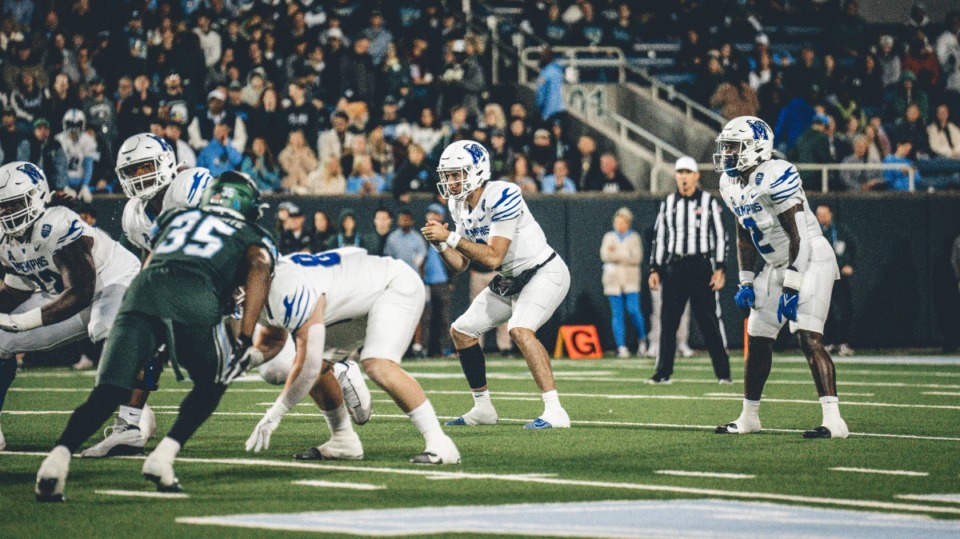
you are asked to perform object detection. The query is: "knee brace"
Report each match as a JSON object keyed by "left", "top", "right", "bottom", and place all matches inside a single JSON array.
[{"left": 135, "top": 352, "right": 165, "bottom": 391}]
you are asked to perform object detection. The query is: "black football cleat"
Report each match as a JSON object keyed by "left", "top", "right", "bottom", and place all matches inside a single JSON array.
[
  {"left": 35, "top": 479, "right": 65, "bottom": 503},
  {"left": 803, "top": 426, "right": 834, "bottom": 439}
]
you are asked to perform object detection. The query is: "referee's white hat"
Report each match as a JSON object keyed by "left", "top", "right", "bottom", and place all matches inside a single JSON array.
[{"left": 675, "top": 156, "right": 698, "bottom": 172}]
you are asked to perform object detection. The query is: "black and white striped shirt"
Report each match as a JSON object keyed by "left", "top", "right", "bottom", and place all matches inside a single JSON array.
[{"left": 650, "top": 189, "right": 727, "bottom": 272}]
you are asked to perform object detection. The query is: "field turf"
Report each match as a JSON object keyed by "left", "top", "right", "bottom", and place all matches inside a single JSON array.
[{"left": 1, "top": 353, "right": 959, "bottom": 537}]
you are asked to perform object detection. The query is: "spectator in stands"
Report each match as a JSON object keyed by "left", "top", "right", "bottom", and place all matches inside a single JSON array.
[
  {"left": 937, "top": 11, "right": 960, "bottom": 112},
  {"left": 488, "top": 129, "right": 511, "bottom": 180},
  {"left": 0, "top": 109, "right": 24, "bottom": 165},
  {"left": 788, "top": 47, "right": 823, "bottom": 98},
  {"left": 282, "top": 81, "right": 320, "bottom": 153},
  {"left": 830, "top": 0, "right": 871, "bottom": 59},
  {"left": 887, "top": 70, "right": 929, "bottom": 123},
  {"left": 877, "top": 35, "right": 902, "bottom": 91},
  {"left": 18, "top": 118, "right": 65, "bottom": 191},
  {"left": 197, "top": 122, "right": 242, "bottom": 177},
  {"left": 312, "top": 211, "right": 337, "bottom": 252},
  {"left": 538, "top": 3, "right": 570, "bottom": 46},
  {"left": 278, "top": 129, "right": 318, "bottom": 194},
  {"left": 572, "top": 1, "right": 605, "bottom": 47},
  {"left": 536, "top": 47, "right": 565, "bottom": 124},
  {"left": 601, "top": 207, "right": 648, "bottom": 358},
  {"left": 507, "top": 153, "right": 538, "bottom": 194},
  {"left": 340, "top": 37, "right": 377, "bottom": 105},
  {"left": 506, "top": 117, "right": 532, "bottom": 156},
  {"left": 852, "top": 53, "right": 886, "bottom": 117},
  {"left": 361, "top": 207, "right": 394, "bottom": 257},
  {"left": 596, "top": 153, "right": 634, "bottom": 193},
  {"left": 241, "top": 136, "right": 282, "bottom": 193},
  {"left": 346, "top": 154, "right": 385, "bottom": 195},
  {"left": 10, "top": 71, "right": 48, "bottom": 131},
  {"left": 893, "top": 103, "right": 931, "bottom": 159},
  {"left": 529, "top": 128, "right": 556, "bottom": 178},
  {"left": 361, "top": 10, "right": 394, "bottom": 66},
  {"left": 438, "top": 39, "right": 485, "bottom": 119},
  {"left": 929, "top": 104, "right": 960, "bottom": 160},
  {"left": 840, "top": 135, "right": 883, "bottom": 191},
  {"left": 607, "top": 3, "right": 639, "bottom": 52},
  {"left": 412, "top": 106, "right": 443, "bottom": 155},
  {"left": 549, "top": 117, "right": 572, "bottom": 161},
  {"left": 277, "top": 202, "right": 314, "bottom": 256},
  {"left": 193, "top": 10, "right": 222, "bottom": 68},
  {"left": 709, "top": 78, "right": 760, "bottom": 120},
  {"left": 757, "top": 70, "right": 788, "bottom": 127},
  {"left": 482, "top": 103, "right": 507, "bottom": 135},
  {"left": 791, "top": 113, "right": 832, "bottom": 190},
  {"left": 775, "top": 86, "right": 817, "bottom": 152},
  {"left": 384, "top": 209, "right": 427, "bottom": 273},
  {"left": 541, "top": 159, "right": 577, "bottom": 194},
  {"left": 574, "top": 134, "right": 603, "bottom": 191},
  {"left": 393, "top": 143, "right": 433, "bottom": 203},
  {"left": 164, "top": 122, "right": 195, "bottom": 168},
  {"left": 882, "top": 140, "right": 921, "bottom": 191},
  {"left": 826, "top": 115, "right": 852, "bottom": 163},
  {"left": 189, "top": 88, "right": 246, "bottom": 153},
  {"left": 303, "top": 156, "right": 346, "bottom": 196},
  {"left": 817, "top": 204, "right": 857, "bottom": 357},
  {"left": 696, "top": 54, "right": 726, "bottom": 106},
  {"left": 902, "top": 34, "right": 941, "bottom": 94},
  {"left": 247, "top": 87, "right": 285, "bottom": 155},
  {"left": 749, "top": 51, "right": 773, "bottom": 91},
  {"left": 340, "top": 135, "right": 373, "bottom": 180},
  {"left": 82, "top": 76, "right": 117, "bottom": 152},
  {"left": 318, "top": 110, "right": 353, "bottom": 162},
  {"left": 334, "top": 207, "right": 362, "bottom": 248},
  {"left": 47, "top": 74, "right": 82, "bottom": 136},
  {"left": 902, "top": 2, "right": 932, "bottom": 46}
]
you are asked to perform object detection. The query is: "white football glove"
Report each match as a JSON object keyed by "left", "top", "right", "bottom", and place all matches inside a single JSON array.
[
  {"left": 0, "top": 310, "right": 42, "bottom": 333},
  {"left": 0, "top": 313, "right": 19, "bottom": 332},
  {"left": 245, "top": 402, "right": 289, "bottom": 453}
]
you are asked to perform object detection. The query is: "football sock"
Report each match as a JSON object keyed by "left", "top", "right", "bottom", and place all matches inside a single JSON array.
[
  {"left": 119, "top": 405, "right": 143, "bottom": 426},
  {"left": 741, "top": 399, "right": 761, "bottom": 420},
  {"left": 819, "top": 396, "right": 841, "bottom": 424},
  {"left": 56, "top": 384, "right": 131, "bottom": 452},
  {"left": 323, "top": 404, "right": 353, "bottom": 435},
  {"left": 456, "top": 344, "right": 487, "bottom": 389},
  {"left": 541, "top": 389, "right": 563, "bottom": 415},
  {"left": 471, "top": 389, "right": 494, "bottom": 410},
  {"left": 151, "top": 437, "right": 181, "bottom": 463},
  {"left": 0, "top": 358, "right": 17, "bottom": 412},
  {"left": 407, "top": 400, "right": 444, "bottom": 444},
  {"left": 167, "top": 382, "right": 227, "bottom": 447}
]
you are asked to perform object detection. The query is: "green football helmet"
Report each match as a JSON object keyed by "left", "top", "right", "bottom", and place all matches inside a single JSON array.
[{"left": 201, "top": 171, "right": 266, "bottom": 222}]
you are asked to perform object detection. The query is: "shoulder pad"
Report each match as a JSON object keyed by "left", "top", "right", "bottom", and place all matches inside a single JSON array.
[
  {"left": 263, "top": 262, "right": 317, "bottom": 331},
  {"left": 486, "top": 182, "right": 523, "bottom": 223},
  {"left": 165, "top": 167, "right": 213, "bottom": 211},
  {"left": 39, "top": 207, "right": 86, "bottom": 249},
  {"left": 754, "top": 160, "right": 801, "bottom": 202}
]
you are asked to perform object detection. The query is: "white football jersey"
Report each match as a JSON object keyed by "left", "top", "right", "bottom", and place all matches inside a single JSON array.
[
  {"left": 447, "top": 180, "right": 553, "bottom": 276},
  {"left": 55, "top": 132, "right": 98, "bottom": 182},
  {"left": 259, "top": 247, "right": 407, "bottom": 332},
  {"left": 121, "top": 167, "right": 213, "bottom": 252},
  {"left": 719, "top": 159, "right": 824, "bottom": 268},
  {"left": 0, "top": 206, "right": 139, "bottom": 297}
]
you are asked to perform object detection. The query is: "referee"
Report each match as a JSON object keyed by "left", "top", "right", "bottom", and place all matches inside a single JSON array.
[{"left": 647, "top": 156, "right": 731, "bottom": 384}]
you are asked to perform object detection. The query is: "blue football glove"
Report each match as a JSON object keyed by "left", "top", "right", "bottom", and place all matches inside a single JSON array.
[
  {"left": 734, "top": 284, "right": 755, "bottom": 312},
  {"left": 777, "top": 290, "right": 799, "bottom": 322}
]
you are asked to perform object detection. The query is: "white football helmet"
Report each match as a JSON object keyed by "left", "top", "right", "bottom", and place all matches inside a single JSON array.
[
  {"left": 0, "top": 161, "right": 51, "bottom": 235},
  {"left": 115, "top": 133, "right": 178, "bottom": 199},
  {"left": 62, "top": 109, "right": 85, "bottom": 136},
  {"left": 436, "top": 140, "right": 491, "bottom": 201},
  {"left": 713, "top": 116, "right": 774, "bottom": 177}
]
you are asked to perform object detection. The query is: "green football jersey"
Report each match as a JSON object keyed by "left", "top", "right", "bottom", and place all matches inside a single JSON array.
[{"left": 121, "top": 208, "right": 277, "bottom": 324}]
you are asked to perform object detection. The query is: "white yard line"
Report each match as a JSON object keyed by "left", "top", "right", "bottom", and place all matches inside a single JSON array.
[
  {"left": 655, "top": 470, "right": 755, "bottom": 479},
  {"left": 831, "top": 467, "right": 929, "bottom": 477},
  {"left": 923, "top": 392, "right": 960, "bottom": 396},
  {"left": 897, "top": 494, "right": 960, "bottom": 504},
  {"left": 292, "top": 480, "right": 385, "bottom": 491},
  {"left": 3, "top": 451, "right": 957, "bottom": 516},
  {"left": 95, "top": 489, "right": 189, "bottom": 499}
]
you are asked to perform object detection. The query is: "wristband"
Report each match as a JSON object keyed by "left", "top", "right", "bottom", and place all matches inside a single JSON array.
[
  {"left": 783, "top": 268, "right": 803, "bottom": 291},
  {"left": 10, "top": 308, "right": 43, "bottom": 331},
  {"left": 431, "top": 241, "right": 448, "bottom": 253},
  {"left": 738, "top": 271, "right": 755, "bottom": 285},
  {"left": 445, "top": 232, "right": 462, "bottom": 250}
]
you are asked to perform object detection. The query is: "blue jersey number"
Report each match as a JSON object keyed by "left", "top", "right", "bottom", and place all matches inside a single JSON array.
[
  {"left": 742, "top": 217, "right": 774, "bottom": 254},
  {"left": 289, "top": 252, "right": 341, "bottom": 267}
]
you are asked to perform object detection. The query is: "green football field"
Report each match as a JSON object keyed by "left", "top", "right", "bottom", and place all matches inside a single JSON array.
[{"left": 2, "top": 353, "right": 960, "bottom": 538}]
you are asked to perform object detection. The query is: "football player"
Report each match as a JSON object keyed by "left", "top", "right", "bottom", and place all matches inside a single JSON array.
[
  {"left": 54, "top": 109, "right": 97, "bottom": 203},
  {"left": 36, "top": 172, "right": 275, "bottom": 500},
  {"left": 246, "top": 247, "right": 460, "bottom": 464},
  {"left": 0, "top": 162, "right": 139, "bottom": 451},
  {"left": 421, "top": 140, "right": 572, "bottom": 429},
  {"left": 714, "top": 116, "right": 849, "bottom": 439}
]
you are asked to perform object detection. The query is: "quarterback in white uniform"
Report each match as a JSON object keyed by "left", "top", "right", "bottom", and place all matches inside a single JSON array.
[
  {"left": 714, "top": 116, "right": 848, "bottom": 439},
  {"left": 422, "top": 140, "right": 571, "bottom": 429},
  {"left": 80, "top": 132, "right": 214, "bottom": 458},
  {"left": 54, "top": 109, "right": 98, "bottom": 203},
  {"left": 0, "top": 162, "right": 139, "bottom": 451},
  {"left": 247, "top": 248, "right": 460, "bottom": 464}
]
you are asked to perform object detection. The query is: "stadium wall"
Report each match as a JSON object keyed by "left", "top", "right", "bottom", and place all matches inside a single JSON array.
[{"left": 84, "top": 193, "right": 960, "bottom": 351}]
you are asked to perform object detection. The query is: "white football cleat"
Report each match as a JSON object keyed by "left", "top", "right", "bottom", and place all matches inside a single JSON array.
[
  {"left": 139, "top": 405, "right": 157, "bottom": 440},
  {"left": 445, "top": 406, "right": 498, "bottom": 426},
  {"left": 715, "top": 416, "right": 761, "bottom": 434},
  {"left": 142, "top": 451, "right": 182, "bottom": 492},
  {"left": 524, "top": 408, "right": 571, "bottom": 429},
  {"left": 295, "top": 431, "right": 365, "bottom": 460},
  {"left": 617, "top": 346, "right": 630, "bottom": 358},
  {"left": 335, "top": 360, "right": 372, "bottom": 425},
  {"left": 411, "top": 434, "right": 461, "bottom": 464},
  {"left": 643, "top": 344, "right": 658, "bottom": 358},
  {"left": 678, "top": 343, "right": 695, "bottom": 358},
  {"left": 35, "top": 446, "right": 70, "bottom": 502},
  {"left": 79, "top": 417, "right": 144, "bottom": 457},
  {"left": 637, "top": 340, "right": 648, "bottom": 357}
]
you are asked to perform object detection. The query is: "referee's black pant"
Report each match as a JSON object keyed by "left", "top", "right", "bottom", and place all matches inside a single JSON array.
[{"left": 654, "top": 256, "right": 731, "bottom": 380}]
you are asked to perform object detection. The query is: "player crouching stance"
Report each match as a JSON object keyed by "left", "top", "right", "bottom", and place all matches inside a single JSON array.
[
  {"left": 422, "top": 141, "right": 571, "bottom": 429},
  {"left": 714, "top": 116, "right": 848, "bottom": 439},
  {"left": 245, "top": 248, "right": 459, "bottom": 464},
  {"left": 0, "top": 162, "right": 139, "bottom": 451},
  {"left": 35, "top": 172, "right": 275, "bottom": 501}
]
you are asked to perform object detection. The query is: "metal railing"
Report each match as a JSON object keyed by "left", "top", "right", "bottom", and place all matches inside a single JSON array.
[
  {"left": 606, "top": 111, "right": 685, "bottom": 171},
  {"left": 650, "top": 162, "right": 917, "bottom": 194},
  {"left": 518, "top": 45, "right": 627, "bottom": 84},
  {"left": 621, "top": 63, "right": 727, "bottom": 129}
]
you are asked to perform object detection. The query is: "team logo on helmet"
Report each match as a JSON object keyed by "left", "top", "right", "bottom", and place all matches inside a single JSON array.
[
  {"left": 146, "top": 133, "right": 173, "bottom": 152},
  {"left": 745, "top": 119, "right": 768, "bottom": 141},
  {"left": 16, "top": 163, "right": 44, "bottom": 185},
  {"left": 464, "top": 143, "right": 486, "bottom": 165}
]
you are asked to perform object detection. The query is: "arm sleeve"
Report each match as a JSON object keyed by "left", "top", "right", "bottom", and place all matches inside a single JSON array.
[
  {"left": 710, "top": 197, "right": 727, "bottom": 269},
  {"left": 279, "top": 322, "right": 325, "bottom": 409},
  {"left": 649, "top": 201, "right": 666, "bottom": 271}
]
